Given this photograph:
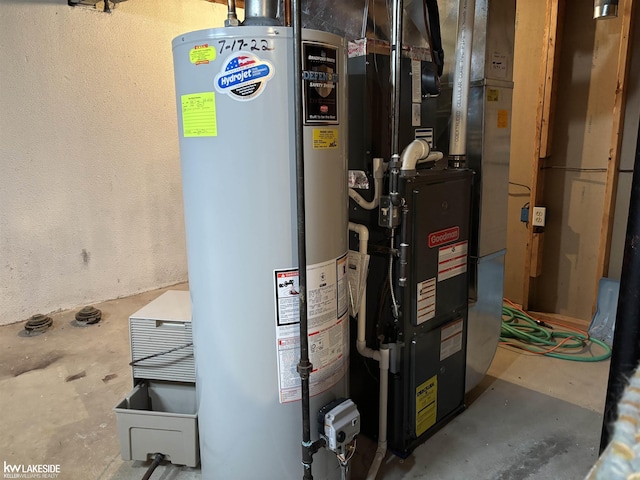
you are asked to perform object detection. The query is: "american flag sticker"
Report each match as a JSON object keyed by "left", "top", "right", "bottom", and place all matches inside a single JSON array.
[{"left": 215, "top": 51, "right": 274, "bottom": 102}]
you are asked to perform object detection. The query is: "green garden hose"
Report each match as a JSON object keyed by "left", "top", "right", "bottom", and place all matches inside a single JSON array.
[{"left": 501, "top": 304, "right": 612, "bottom": 362}]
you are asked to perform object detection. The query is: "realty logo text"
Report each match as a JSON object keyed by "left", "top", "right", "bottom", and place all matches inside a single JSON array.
[{"left": 3, "top": 462, "right": 60, "bottom": 479}]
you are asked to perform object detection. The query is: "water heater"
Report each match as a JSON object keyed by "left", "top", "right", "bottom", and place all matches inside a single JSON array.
[{"left": 172, "top": 26, "right": 348, "bottom": 479}]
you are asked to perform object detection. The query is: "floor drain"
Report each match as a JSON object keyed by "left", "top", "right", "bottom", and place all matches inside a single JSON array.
[
  {"left": 75, "top": 306, "right": 102, "bottom": 326},
  {"left": 24, "top": 314, "right": 53, "bottom": 335}
]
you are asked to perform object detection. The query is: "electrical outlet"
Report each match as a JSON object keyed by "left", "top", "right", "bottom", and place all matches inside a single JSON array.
[{"left": 532, "top": 207, "right": 546, "bottom": 227}]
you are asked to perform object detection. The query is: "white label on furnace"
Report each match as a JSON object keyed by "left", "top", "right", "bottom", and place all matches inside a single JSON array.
[
  {"left": 411, "top": 60, "right": 422, "bottom": 103},
  {"left": 440, "top": 319, "right": 463, "bottom": 361},
  {"left": 438, "top": 241, "right": 468, "bottom": 282},
  {"left": 417, "top": 278, "right": 436, "bottom": 325},
  {"left": 412, "top": 103, "right": 421, "bottom": 126},
  {"left": 274, "top": 254, "right": 348, "bottom": 403}
]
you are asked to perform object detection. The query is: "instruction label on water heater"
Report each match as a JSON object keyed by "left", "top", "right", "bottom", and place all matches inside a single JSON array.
[
  {"left": 313, "top": 129, "right": 338, "bottom": 149},
  {"left": 181, "top": 92, "right": 218, "bottom": 137},
  {"left": 274, "top": 253, "right": 348, "bottom": 403},
  {"left": 189, "top": 44, "right": 216, "bottom": 65}
]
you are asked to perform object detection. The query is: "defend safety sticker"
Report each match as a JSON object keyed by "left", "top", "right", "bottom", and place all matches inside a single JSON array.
[
  {"left": 416, "top": 375, "right": 437, "bottom": 437},
  {"left": 303, "top": 43, "right": 339, "bottom": 124},
  {"left": 313, "top": 129, "right": 338, "bottom": 149},
  {"left": 181, "top": 92, "right": 217, "bottom": 137},
  {"left": 189, "top": 44, "right": 216, "bottom": 65},
  {"left": 214, "top": 51, "right": 274, "bottom": 101}
]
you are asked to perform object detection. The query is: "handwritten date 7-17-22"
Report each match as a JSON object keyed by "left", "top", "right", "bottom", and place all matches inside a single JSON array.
[{"left": 218, "top": 39, "right": 274, "bottom": 54}]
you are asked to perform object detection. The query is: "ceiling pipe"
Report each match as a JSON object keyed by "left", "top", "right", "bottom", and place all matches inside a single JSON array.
[{"left": 594, "top": 0, "right": 619, "bottom": 19}]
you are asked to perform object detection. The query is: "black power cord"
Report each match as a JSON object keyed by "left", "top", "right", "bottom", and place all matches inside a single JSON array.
[
  {"left": 141, "top": 453, "right": 165, "bottom": 480},
  {"left": 129, "top": 342, "right": 193, "bottom": 366}
]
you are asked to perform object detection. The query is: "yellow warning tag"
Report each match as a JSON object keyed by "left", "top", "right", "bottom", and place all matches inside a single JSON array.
[
  {"left": 313, "top": 129, "right": 338, "bottom": 149},
  {"left": 487, "top": 88, "right": 499, "bottom": 102},
  {"left": 416, "top": 375, "right": 437, "bottom": 436},
  {"left": 190, "top": 45, "right": 216, "bottom": 65},
  {"left": 181, "top": 92, "right": 217, "bottom": 137},
  {"left": 497, "top": 109, "right": 509, "bottom": 129}
]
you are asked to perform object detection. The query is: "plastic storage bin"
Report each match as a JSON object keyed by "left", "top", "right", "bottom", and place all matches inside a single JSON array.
[{"left": 115, "top": 380, "right": 199, "bottom": 467}]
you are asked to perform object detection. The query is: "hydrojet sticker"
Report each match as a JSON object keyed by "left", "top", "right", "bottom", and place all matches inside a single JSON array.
[{"left": 215, "top": 52, "right": 274, "bottom": 101}]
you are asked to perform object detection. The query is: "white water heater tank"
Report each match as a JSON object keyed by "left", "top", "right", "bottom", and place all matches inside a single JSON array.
[{"left": 172, "top": 26, "right": 348, "bottom": 479}]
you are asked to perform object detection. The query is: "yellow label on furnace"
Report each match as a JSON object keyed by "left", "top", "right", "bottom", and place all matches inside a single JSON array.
[
  {"left": 189, "top": 45, "right": 216, "bottom": 65},
  {"left": 487, "top": 88, "right": 499, "bottom": 102},
  {"left": 498, "top": 109, "right": 509, "bottom": 129},
  {"left": 416, "top": 375, "right": 437, "bottom": 436},
  {"left": 313, "top": 129, "right": 338, "bottom": 149},
  {"left": 181, "top": 92, "right": 217, "bottom": 137}
]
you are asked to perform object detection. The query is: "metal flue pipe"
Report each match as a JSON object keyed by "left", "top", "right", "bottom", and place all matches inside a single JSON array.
[
  {"left": 594, "top": 0, "right": 619, "bottom": 18},
  {"left": 448, "top": 0, "right": 476, "bottom": 169},
  {"left": 243, "top": 0, "right": 280, "bottom": 25}
]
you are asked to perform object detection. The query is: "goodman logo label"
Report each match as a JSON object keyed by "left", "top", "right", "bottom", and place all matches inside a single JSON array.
[
  {"left": 428, "top": 226, "right": 460, "bottom": 248},
  {"left": 215, "top": 52, "right": 274, "bottom": 101}
]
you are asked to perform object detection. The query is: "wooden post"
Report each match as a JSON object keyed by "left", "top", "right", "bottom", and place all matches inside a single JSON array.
[
  {"left": 593, "top": 0, "right": 636, "bottom": 312},
  {"left": 522, "top": 0, "right": 564, "bottom": 310}
]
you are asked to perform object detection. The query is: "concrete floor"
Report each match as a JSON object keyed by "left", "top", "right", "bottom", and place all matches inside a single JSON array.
[{"left": 0, "top": 285, "right": 610, "bottom": 480}]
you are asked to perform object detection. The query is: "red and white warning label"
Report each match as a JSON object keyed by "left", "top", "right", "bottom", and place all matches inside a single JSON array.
[
  {"left": 416, "top": 278, "right": 436, "bottom": 325},
  {"left": 274, "top": 254, "right": 348, "bottom": 404},
  {"left": 440, "top": 318, "right": 463, "bottom": 361},
  {"left": 438, "top": 241, "right": 468, "bottom": 282}
]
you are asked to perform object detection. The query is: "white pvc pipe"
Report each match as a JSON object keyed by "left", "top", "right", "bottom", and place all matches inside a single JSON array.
[
  {"left": 366, "top": 346, "right": 389, "bottom": 480},
  {"left": 449, "top": 0, "right": 476, "bottom": 157},
  {"left": 400, "top": 139, "right": 431, "bottom": 172},
  {"left": 349, "top": 223, "right": 378, "bottom": 361},
  {"left": 348, "top": 158, "right": 384, "bottom": 211},
  {"left": 348, "top": 222, "right": 390, "bottom": 480}
]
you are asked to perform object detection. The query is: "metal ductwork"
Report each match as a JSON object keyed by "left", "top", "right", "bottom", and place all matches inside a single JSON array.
[
  {"left": 594, "top": 0, "right": 619, "bottom": 19},
  {"left": 243, "top": 0, "right": 280, "bottom": 26}
]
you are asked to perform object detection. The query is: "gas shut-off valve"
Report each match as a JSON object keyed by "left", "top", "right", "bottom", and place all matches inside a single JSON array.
[{"left": 318, "top": 398, "right": 360, "bottom": 458}]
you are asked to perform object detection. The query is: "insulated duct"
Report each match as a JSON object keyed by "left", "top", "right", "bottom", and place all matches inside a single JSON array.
[
  {"left": 448, "top": 0, "right": 476, "bottom": 169},
  {"left": 594, "top": 0, "right": 619, "bottom": 19},
  {"left": 244, "top": 0, "right": 280, "bottom": 25}
]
